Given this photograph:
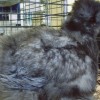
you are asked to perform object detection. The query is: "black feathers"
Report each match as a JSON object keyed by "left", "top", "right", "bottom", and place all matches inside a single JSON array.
[{"left": 62, "top": 0, "right": 100, "bottom": 36}]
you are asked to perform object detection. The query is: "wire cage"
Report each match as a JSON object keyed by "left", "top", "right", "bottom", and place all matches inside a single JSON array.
[
  {"left": 0, "top": 0, "right": 99, "bottom": 68},
  {"left": 0, "top": 0, "right": 76, "bottom": 34}
]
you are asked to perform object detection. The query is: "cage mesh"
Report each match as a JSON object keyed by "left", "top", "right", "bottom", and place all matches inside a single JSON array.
[{"left": 0, "top": 0, "right": 75, "bottom": 34}]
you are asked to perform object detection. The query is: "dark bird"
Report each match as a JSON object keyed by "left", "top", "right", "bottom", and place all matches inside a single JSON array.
[{"left": 0, "top": 0, "right": 100, "bottom": 100}]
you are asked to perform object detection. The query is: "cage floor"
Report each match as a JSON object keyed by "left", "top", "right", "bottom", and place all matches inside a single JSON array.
[{"left": 94, "top": 69, "right": 100, "bottom": 100}]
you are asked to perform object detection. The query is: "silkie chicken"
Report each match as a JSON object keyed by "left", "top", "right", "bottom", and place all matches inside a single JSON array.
[{"left": 0, "top": 0, "right": 100, "bottom": 100}]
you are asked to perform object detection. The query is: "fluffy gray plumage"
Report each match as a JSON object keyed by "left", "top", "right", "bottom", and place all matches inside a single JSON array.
[{"left": 0, "top": 0, "right": 100, "bottom": 100}]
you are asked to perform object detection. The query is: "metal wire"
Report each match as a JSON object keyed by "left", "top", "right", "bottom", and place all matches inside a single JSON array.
[{"left": 0, "top": 0, "right": 70, "bottom": 33}]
